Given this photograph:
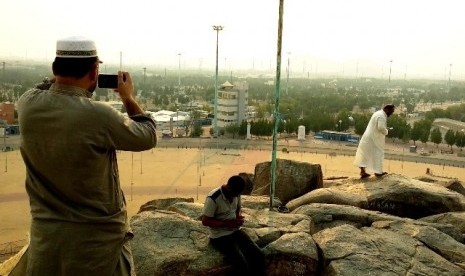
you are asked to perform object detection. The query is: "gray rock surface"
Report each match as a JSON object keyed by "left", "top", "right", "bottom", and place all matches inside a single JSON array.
[
  {"left": 286, "top": 174, "right": 465, "bottom": 219},
  {"left": 313, "top": 224, "right": 465, "bottom": 276}
]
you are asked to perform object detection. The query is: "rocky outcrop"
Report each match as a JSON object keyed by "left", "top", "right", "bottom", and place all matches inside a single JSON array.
[
  {"left": 3, "top": 174, "right": 465, "bottom": 276},
  {"left": 252, "top": 159, "right": 323, "bottom": 204},
  {"left": 130, "top": 174, "right": 465, "bottom": 276},
  {"left": 313, "top": 224, "right": 464, "bottom": 275},
  {"left": 286, "top": 174, "right": 465, "bottom": 219},
  {"left": 130, "top": 199, "right": 316, "bottom": 276}
]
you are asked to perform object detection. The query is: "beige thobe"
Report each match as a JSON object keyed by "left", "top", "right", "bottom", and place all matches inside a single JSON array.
[{"left": 18, "top": 83, "right": 157, "bottom": 275}]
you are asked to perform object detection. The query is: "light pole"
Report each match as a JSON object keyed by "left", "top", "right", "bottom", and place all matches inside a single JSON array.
[
  {"left": 178, "top": 53, "right": 182, "bottom": 87},
  {"left": 448, "top": 63, "right": 452, "bottom": 93},
  {"left": 285, "top": 52, "right": 291, "bottom": 95},
  {"left": 141, "top": 67, "right": 147, "bottom": 174},
  {"left": 388, "top": 60, "right": 393, "bottom": 83},
  {"left": 270, "top": 0, "right": 284, "bottom": 210},
  {"left": 212, "top": 25, "right": 223, "bottom": 137}
]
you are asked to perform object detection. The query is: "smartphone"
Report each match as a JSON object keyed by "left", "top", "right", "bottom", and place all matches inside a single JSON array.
[{"left": 98, "top": 74, "right": 118, "bottom": 89}]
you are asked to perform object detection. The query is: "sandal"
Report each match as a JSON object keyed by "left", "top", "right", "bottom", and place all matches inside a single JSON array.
[
  {"left": 375, "top": 172, "right": 388, "bottom": 177},
  {"left": 360, "top": 173, "right": 371, "bottom": 179}
]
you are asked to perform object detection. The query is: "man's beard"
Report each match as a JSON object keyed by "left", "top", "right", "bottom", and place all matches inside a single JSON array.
[{"left": 88, "top": 81, "right": 97, "bottom": 94}]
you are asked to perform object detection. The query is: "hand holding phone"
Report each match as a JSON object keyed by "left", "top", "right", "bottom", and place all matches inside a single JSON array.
[{"left": 98, "top": 74, "right": 118, "bottom": 89}]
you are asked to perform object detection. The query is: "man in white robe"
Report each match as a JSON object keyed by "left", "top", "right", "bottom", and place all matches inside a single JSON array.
[{"left": 354, "top": 104, "right": 395, "bottom": 178}]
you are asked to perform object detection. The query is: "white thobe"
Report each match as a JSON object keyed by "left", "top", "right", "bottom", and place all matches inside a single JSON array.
[{"left": 354, "top": 109, "right": 389, "bottom": 174}]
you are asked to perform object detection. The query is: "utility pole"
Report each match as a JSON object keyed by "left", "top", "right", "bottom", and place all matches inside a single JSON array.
[
  {"left": 270, "top": 0, "right": 285, "bottom": 210},
  {"left": 212, "top": 25, "right": 224, "bottom": 137},
  {"left": 178, "top": 53, "right": 182, "bottom": 87},
  {"left": 141, "top": 67, "right": 147, "bottom": 174},
  {"left": 448, "top": 63, "right": 452, "bottom": 93},
  {"left": 285, "top": 52, "right": 290, "bottom": 95},
  {"left": 388, "top": 60, "right": 393, "bottom": 83}
]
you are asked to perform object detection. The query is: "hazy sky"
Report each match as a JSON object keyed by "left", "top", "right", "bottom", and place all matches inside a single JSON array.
[{"left": 2, "top": 0, "right": 465, "bottom": 79}]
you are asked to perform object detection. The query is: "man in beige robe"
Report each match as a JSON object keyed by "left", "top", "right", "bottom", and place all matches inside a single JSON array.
[{"left": 18, "top": 36, "right": 157, "bottom": 275}]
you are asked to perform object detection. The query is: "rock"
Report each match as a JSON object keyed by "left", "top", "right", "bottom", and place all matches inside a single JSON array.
[
  {"left": 263, "top": 232, "right": 319, "bottom": 276},
  {"left": 138, "top": 197, "right": 194, "bottom": 213},
  {"left": 241, "top": 195, "right": 282, "bottom": 210},
  {"left": 286, "top": 188, "right": 365, "bottom": 212},
  {"left": 131, "top": 210, "right": 222, "bottom": 276},
  {"left": 131, "top": 207, "right": 314, "bottom": 276},
  {"left": 445, "top": 180, "right": 465, "bottom": 196},
  {"left": 372, "top": 220, "right": 465, "bottom": 267},
  {"left": 252, "top": 159, "right": 323, "bottom": 204},
  {"left": 286, "top": 174, "right": 465, "bottom": 219},
  {"left": 313, "top": 224, "right": 465, "bottom": 276},
  {"left": 419, "top": 212, "right": 465, "bottom": 234},
  {"left": 167, "top": 202, "right": 204, "bottom": 220},
  {"left": 292, "top": 203, "right": 462, "bottom": 241},
  {"left": 239, "top": 172, "right": 255, "bottom": 195},
  {"left": 242, "top": 208, "right": 312, "bottom": 234}
]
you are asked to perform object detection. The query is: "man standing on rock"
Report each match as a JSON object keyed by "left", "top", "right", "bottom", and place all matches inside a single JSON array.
[
  {"left": 354, "top": 104, "right": 395, "bottom": 178},
  {"left": 18, "top": 36, "right": 157, "bottom": 275},
  {"left": 202, "top": 175, "right": 265, "bottom": 275}
]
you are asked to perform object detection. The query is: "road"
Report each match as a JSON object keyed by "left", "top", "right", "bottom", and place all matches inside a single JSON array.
[{"left": 4, "top": 134, "right": 465, "bottom": 168}]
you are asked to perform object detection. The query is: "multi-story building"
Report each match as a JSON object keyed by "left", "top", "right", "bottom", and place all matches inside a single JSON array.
[{"left": 217, "top": 81, "right": 248, "bottom": 128}]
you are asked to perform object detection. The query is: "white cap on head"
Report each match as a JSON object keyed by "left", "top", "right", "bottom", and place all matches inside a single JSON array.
[{"left": 56, "top": 36, "right": 98, "bottom": 58}]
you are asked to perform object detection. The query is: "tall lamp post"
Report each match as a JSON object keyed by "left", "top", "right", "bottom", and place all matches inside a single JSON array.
[
  {"left": 270, "top": 0, "right": 285, "bottom": 210},
  {"left": 448, "top": 63, "right": 452, "bottom": 93},
  {"left": 141, "top": 67, "right": 147, "bottom": 175},
  {"left": 178, "top": 53, "right": 182, "bottom": 87},
  {"left": 285, "top": 52, "right": 291, "bottom": 95},
  {"left": 388, "top": 60, "right": 393, "bottom": 83},
  {"left": 212, "top": 25, "right": 223, "bottom": 137}
]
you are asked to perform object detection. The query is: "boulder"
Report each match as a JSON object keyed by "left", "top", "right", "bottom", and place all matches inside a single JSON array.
[
  {"left": 372, "top": 220, "right": 465, "bottom": 268},
  {"left": 263, "top": 232, "right": 319, "bottom": 276},
  {"left": 252, "top": 159, "right": 323, "bottom": 204},
  {"left": 419, "top": 212, "right": 465, "bottom": 235},
  {"left": 292, "top": 203, "right": 463, "bottom": 241},
  {"left": 130, "top": 206, "right": 314, "bottom": 276},
  {"left": 138, "top": 197, "right": 194, "bottom": 213},
  {"left": 241, "top": 195, "right": 282, "bottom": 210},
  {"left": 444, "top": 180, "right": 465, "bottom": 196},
  {"left": 313, "top": 224, "right": 465, "bottom": 276},
  {"left": 239, "top": 172, "right": 255, "bottom": 195},
  {"left": 286, "top": 174, "right": 465, "bottom": 219}
]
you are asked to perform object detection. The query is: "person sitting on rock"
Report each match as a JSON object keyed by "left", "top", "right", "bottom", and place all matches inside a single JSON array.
[{"left": 201, "top": 175, "right": 265, "bottom": 275}]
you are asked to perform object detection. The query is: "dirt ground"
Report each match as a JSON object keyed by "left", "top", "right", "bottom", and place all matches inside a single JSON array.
[{"left": 1, "top": 143, "right": 464, "bottom": 249}]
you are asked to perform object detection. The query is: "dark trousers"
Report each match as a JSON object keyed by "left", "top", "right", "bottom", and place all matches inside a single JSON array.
[{"left": 210, "top": 230, "right": 265, "bottom": 276}]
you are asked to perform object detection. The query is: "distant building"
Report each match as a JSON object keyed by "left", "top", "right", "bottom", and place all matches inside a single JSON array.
[
  {"left": 0, "top": 102, "right": 15, "bottom": 124},
  {"left": 217, "top": 81, "right": 248, "bottom": 128}
]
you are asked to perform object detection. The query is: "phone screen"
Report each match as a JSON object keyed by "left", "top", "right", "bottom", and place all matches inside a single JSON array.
[{"left": 98, "top": 74, "right": 118, "bottom": 89}]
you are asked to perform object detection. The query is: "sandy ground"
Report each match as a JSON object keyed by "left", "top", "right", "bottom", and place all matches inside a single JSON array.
[{"left": 1, "top": 142, "right": 464, "bottom": 252}]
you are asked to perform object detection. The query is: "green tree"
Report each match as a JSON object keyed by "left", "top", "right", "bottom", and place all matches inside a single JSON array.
[
  {"left": 387, "top": 114, "right": 409, "bottom": 141},
  {"left": 224, "top": 123, "right": 240, "bottom": 139},
  {"left": 238, "top": 120, "right": 247, "bottom": 136},
  {"left": 430, "top": 128, "right": 442, "bottom": 148},
  {"left": 410, "top": 124, "right": 422, "bottom": 145},
  {"left": 353, "top": 114, "right": 370, "bottom": 136},
  {"left": 444, "top": 129, "right": 456, "bottom": 150},
  {"left": 455, "top": 130, "right": 465, "bottom": 151},
  {"left": 190, "top": 123, "right": 203, "bottom": 137}
]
